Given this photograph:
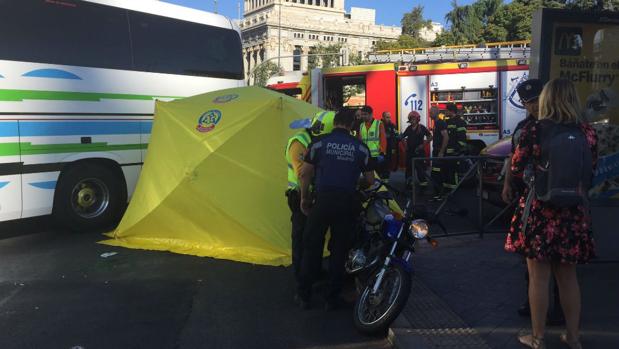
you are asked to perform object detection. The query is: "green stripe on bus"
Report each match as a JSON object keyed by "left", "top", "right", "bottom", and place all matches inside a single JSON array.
[
  {"left": 0, "top": 143, "right": 20, "bottom": 157},
  {"left": 0, "top": 89, "right": 181, "bottom": 102},
  {"left": 0, "top": 142, "right": 147, "bottom": 156}
]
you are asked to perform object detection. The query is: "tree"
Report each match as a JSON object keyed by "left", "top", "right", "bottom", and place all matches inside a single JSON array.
[
  {"left": 308, "top": 44, "right": 343, "bottom": 70},
  {"left": 443, "top": 0, "right": 504, "bottom": 45},
  {"left": 401, "top": 5, "right": 433, "bottom": 39},
  {"left": 436, "top": 0, "right": 618, "bottom": 47},
  {"left": 372, "top": 6, "right": 433, "bottom": 51},
  {"left": 433, "top": 30, "right": 457, "bottom": 46},
  {"left": 251, "top": 61, "right": 281, "bottom": 86},
  {"left": 348, "top": 52, "right": 367, "bottom": 66},
  {"left": 373, "top": 35, "right": 431, "bottom": 51}
]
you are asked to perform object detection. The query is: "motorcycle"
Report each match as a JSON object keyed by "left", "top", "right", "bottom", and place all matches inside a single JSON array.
[{"left": 346, "top": 179, "right": 441, "bottom": 335}]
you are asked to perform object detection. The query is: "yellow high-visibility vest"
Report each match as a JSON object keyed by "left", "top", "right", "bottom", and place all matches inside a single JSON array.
[
  {"left": 360, "top": 119, "right": 381, "bottom": 157},
  {"left": 285, "top": 130, "right": 311, "bottom": 189}
]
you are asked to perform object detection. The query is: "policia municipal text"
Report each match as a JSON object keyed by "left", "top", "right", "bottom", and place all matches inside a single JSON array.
[{"left": 296, "top": 109, "right": 375, "bottom": 310}]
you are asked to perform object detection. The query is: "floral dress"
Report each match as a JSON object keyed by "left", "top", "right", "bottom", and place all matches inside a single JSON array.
[{"left": 504, "top": 121, "right": 598, "bottom": 264}]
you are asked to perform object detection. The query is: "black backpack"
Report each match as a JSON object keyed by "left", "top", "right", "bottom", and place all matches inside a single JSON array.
[{"left": 534, "top": 119, "right": 592, "bottom": 207}]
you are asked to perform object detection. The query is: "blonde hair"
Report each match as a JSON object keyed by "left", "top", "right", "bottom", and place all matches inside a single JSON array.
[{"left": 539, "top": 78, "right": 583, "bottom": 123}]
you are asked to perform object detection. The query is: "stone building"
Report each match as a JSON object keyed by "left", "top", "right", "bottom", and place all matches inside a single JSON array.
[{"left": 240, "top": 0, "right": 401, "bottom": 80}]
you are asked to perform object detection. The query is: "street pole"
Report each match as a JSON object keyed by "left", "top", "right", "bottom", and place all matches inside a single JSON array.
[
  {"left": 278, "top": 0, "right": 282, "bottom": 68},
  {"left": 214, "top": 0, "right": 218, "bottom": 14}
]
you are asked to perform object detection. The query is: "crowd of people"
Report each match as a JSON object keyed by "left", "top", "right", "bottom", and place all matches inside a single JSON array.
[{"left": 284, "top": 78, "right": 596, "bottom": 349}]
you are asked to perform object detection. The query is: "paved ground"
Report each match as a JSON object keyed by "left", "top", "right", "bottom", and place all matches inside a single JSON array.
[
  {"left": 389, "top": 178, "right": 619, "bottom": 349},
  {"left": 2, "top": 173, "right": 617, "bottom": 349},
  {"left": 0, "top": 220, "right": 390, "bottom": 349}
]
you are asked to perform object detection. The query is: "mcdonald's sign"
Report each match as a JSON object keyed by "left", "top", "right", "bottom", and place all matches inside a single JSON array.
[{"left": 554, "top": 27, "right": 583, "bottom": 56}]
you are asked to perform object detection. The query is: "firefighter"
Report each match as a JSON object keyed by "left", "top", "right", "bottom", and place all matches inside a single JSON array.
[
  {"left": 441, "top": 103, "right": 466, "bottom": 192},
  {"left": 285, "top": 111, "right": 335, "bottom": 286},
  {"left": 429, "top": 106, "right": 449, "bottom": 200},
  {"left": 297, "top": 109, "right": 374, "bottom": 310},
  {"left": 401, "top": 111, "right": 431, "bottom": 190}
]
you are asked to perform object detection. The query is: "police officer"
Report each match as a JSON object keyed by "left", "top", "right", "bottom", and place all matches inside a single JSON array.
[
  {"left": 297, "top": 109, "right": 374, "bottom": 310},
  {"left": 285, "top": 111, "right": 335, "bottom": 284},
  {"left": 429, "top": 106, "right": 449, "bottom": 200}
]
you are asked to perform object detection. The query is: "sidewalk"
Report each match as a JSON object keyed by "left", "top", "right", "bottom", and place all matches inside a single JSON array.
[{"left": 390, "top": 222, "right": 619, "bottom": 348}]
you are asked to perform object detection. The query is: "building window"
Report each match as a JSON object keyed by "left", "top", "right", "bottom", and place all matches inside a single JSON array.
[{"left": 293, "top": 45, "right": 302, "bottom": 71}]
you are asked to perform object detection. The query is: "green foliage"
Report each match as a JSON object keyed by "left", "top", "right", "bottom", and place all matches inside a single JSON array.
[
  {"left": 373, "top": 35, "right": 431, "bottom": 51},
  {"left": 372, "top": 6, "right": 433, "bottom": 51},
  {"left": 348, "top": 52, "right": 367, "bottom": 66},
  {"left": 401, "top": 5, "right": 433, "bottom": 39},
  {"left": 251, "top": 61, "right": 281, "bottom": 87},
  {"left": 435, "top": 0, "right": 619, "bottom": 46},
  {"left": 308, "top": 44, "right": 343, "bottom": 70}
]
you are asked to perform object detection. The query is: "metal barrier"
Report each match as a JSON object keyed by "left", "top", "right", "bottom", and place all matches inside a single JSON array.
[
  {"left": 407, "top": 154, "right": 619, "bottom": 263},
  {"left": 409, "top": 155, "right": 510, "bottom": 238}
]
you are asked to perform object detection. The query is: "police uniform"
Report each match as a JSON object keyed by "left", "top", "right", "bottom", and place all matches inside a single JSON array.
[
  {"left": 298, "top": 128, "right": 371, "bottom": 305},
  {"left": 285, "top": 111, "right": 335, "bottom": 283}
]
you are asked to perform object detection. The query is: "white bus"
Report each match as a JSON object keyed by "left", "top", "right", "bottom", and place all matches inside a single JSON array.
[{"left": 0, "top": 0, "right": 245, "bottom": 231}]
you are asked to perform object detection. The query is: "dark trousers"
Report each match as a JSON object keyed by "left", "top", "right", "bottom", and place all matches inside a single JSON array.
[
  {"left": 298, "top": 192, "right": 358, "bottom": 301},
  {"left": 287, "top": 189, "right": 307, "bottom": 282},
  {"left": 431, "top": 151, "right": 458, "bottom": 195},
  {"left": 405, "top": 149, "right": 428, "bottom": 186},
  {"left": 378, "top": 159, "right": 391, "bottom": 180}
]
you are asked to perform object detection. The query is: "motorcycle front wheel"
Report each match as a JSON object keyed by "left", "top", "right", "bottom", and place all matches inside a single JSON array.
[{"left": 353, "top": 263, "right": 412, "bottom": 335}]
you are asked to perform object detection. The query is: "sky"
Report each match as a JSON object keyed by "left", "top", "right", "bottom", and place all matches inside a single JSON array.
[{"left": 163, "top": 0, "right": 482, "bottom": 27}]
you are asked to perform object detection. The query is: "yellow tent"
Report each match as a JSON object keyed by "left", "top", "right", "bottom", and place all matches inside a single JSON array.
[{"left": 102, "top": 87, "right": 322, "bottom": 266}]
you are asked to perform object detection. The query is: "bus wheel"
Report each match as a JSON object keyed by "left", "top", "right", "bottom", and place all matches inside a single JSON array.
[{"left": 53, "top": 163, "right": 126, "bottom": 233}]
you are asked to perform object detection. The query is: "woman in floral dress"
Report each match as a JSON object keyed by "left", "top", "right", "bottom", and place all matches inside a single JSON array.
[{"left": 505, "top": 79, "right": 597, "bottom": 349}]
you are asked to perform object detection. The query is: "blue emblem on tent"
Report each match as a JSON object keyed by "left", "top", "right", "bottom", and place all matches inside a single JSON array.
[
  {"left": 0, "top": 181, "right": 9, "bottom": 189},
  {"left": 196, "top": 110, "right": 222, "bottom": 133},
  {"left": 289, "top": 118, "right": 312, "bottom": 129},
  {"left": 22, "top": 69, "right": 82, "bottom": 80}
]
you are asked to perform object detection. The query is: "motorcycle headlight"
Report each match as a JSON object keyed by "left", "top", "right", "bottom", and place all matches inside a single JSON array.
[{"left": 409, "top": 219, "right": 429, "bottom": 239}]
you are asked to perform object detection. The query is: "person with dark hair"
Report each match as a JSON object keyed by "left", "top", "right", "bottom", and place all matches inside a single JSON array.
[
  {"left": 357, "top": 105, "right": 387, "bottom": 170},
  {"left": 285, "top": 111, "right": 335, "bottom": 286},
  {"left": 381, "top": 111, "right": 398, "bottom": 180},
  {"left": 442, "top": 103, "right": 466, "bottom": 192},
  {"left": 297, "top": 108, "right": 374, "bottom": 310}
]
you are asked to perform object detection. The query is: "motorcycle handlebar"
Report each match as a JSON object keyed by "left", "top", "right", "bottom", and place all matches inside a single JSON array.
[{"left": 361, "top": 178, "right": 446, "bottom": 238}]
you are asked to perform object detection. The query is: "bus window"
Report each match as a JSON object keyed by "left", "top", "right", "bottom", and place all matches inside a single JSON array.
[
  {"left": 129, "top": 11, "right": 244, "bottom": 79},
  {"left": 0, "top": 0, "right": 132, "bottom": 70}
]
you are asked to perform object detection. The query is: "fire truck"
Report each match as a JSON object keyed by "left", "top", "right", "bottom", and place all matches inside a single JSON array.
[{"left": 268, "top": 41, "right": 531, "bottom": 153}]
